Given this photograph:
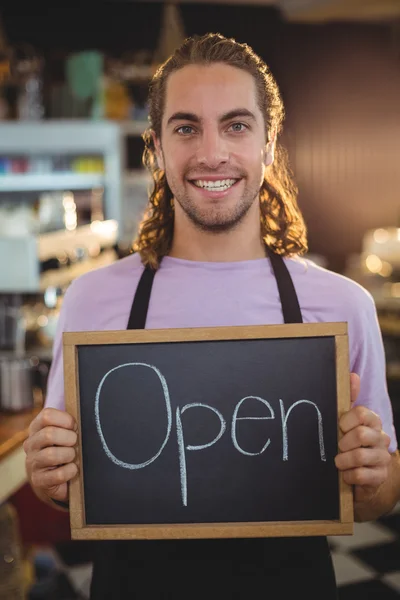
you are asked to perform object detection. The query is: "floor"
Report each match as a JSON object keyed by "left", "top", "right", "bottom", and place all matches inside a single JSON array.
[
  {"left": 28, "top": 501, "right": 400, "bottom": 599},
  {"left": 330, "top": 501, "right": 400, "bottom": 598}
]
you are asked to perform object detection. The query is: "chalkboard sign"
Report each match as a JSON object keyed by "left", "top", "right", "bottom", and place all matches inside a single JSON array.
[{"left": 63, "top": 323, "right": 353, "bottom": 540}]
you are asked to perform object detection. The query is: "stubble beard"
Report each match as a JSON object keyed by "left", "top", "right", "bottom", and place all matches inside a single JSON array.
[{"left": 169, "top": 177, "right": 262, "bottom": 234}]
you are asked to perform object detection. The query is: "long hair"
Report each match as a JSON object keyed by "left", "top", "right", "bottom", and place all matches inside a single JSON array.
[{"left": 134, "top": 33, "right": 308, "bottom": 269}]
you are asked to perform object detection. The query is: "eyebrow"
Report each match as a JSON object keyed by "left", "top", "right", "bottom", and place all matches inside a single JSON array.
[{"left": 166, "top": 108, "right": 257, "bottom": 127}]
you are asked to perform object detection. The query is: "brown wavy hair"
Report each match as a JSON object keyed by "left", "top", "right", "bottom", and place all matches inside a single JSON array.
[{"left": 133, "top": 33, "right": 308, "bottom": 269}]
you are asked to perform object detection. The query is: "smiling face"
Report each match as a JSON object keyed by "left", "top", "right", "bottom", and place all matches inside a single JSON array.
[{"left": 155, "top": 63, "right": 269, "bottom": 233}]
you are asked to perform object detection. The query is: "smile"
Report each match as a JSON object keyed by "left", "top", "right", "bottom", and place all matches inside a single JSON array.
[{"left": 191, "top": 178, "right": 239, "bottom": 192}]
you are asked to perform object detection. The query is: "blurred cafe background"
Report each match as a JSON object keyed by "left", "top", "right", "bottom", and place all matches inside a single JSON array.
[{"left": 1, "top": 1, "right": 400, "bottom": 598}]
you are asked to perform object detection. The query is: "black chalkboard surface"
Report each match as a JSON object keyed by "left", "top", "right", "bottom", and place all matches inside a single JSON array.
[{"left": 64, "top": 323, "right": 353, "bottom": 540}]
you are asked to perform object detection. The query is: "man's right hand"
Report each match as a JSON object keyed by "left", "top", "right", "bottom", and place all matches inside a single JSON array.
[{"left": 23, "top": 407, "right": 78, "bottom": 506}]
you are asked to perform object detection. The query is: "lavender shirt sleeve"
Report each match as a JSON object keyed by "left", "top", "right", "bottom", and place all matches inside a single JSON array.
[
  {"left": 44, "top": 283, "right": 75, "bottom": 411},
  {"left": 349, "top": 290, "right": 397, "bottom": 453}
]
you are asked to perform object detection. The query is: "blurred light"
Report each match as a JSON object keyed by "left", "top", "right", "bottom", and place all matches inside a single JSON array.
[
  {"left": 391, "top": 283, "right": 400, "bottom": 297},
  {"left": 90, "top": 219, "right": 118, "bottom": 238},
  {"left": 90, "top": 220, "right": 118, "bottom": 233},
  {"left": 65, "top": 211, "right": 77, "bottom": 231},
  {"left": 37, "top": 315, "right": 49, "bottom": 327},
  {"left": 90, "top": 220, "right": 102, "bottom": 233},
  {"left": 63, "top": 191, "right": 77, "bottom": 231},
  {"left": 379, "top": 261, "right": 393, "bottom": 277},
  {"left": 44, "top": 287, "right": 57, "bottom": 308},
  {"left": 30, "top": 356, "right": 40, "bottom": 367},
  {"left": 62, "top": 192, "right": 75, "bottom": 210},
  {"left": 397, "top": 229, "right": 400, "bottom": 242},
  {"left": 365, "top": 254, "right": 382, "bottom": 274},
  {"left": 373, "top": 228, "right": 389, "bottom": 243}
]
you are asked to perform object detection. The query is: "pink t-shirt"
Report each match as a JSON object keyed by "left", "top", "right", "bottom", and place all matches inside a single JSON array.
[{"left": 45, "top": 252, "right": 397, "bottom": 452}]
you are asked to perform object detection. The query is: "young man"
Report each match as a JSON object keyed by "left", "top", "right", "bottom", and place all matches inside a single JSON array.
[{"left": 24, "top": 33, "right": 400, "bottom": 599}]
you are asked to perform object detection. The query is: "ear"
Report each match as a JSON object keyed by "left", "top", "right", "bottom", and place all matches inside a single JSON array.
[
  {"left": 264, "top": 129, "right": 277, "bottom": 167},
  {"left": 151, "top": 130, "right": 165, "bottom": 171}
]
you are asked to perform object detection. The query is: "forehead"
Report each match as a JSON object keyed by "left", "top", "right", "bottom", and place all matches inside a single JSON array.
[{"left": 163, "top": 63, "right": 260, "bottom": 123}]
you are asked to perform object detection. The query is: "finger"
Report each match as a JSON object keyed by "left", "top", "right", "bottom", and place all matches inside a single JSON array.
[
  {"left": 32, "top": 446, "right": 76, "bottom": 469},
  {"left": 338, "top": 427, "right": 390, "bottom": 453},
  {"left": 46, "top": 482, "right": 68, "bottom": 503},
  {"left": 350, "top": 372, "right": 360, "bottom": 406},
  {"left": 342, "top": 466, "right": 388, "bottom": 488},
  {"left": 335, "top": 447, "right": 391, "bottom": 471},
  {"left": 29, "top": 408, "right": 77, "bottom": 436},
  {"left": 31, "top": 462, "right": 78, "bottom": 490},
  {"left": 26, "top": 427, "right": 77, "bottom": 452},
  {"left": 339, "top": 405, "right": 382, "bottom": 435}
]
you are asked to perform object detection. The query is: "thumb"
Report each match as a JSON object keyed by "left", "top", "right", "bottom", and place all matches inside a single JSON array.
[{"left": 350, "top": 372, "right": 360, "bottom": 407}]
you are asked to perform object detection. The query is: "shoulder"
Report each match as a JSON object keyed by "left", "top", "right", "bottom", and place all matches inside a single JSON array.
[
  {"left": 286, "top": 256, "right": 376, "bottom": 316},
  {"left": 65, "top": 252, "right": 143, "bottom": 303},
  {"left": 60, "top": 252, "right": 144, "bottom": 331}
]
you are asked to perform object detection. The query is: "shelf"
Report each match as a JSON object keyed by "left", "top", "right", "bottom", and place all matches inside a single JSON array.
[{"left": 0, "top": 173, "right": 105, "bottom": 193}]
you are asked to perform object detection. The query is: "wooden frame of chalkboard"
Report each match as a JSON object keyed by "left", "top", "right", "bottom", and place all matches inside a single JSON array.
[{"left": 64, "top": 322, "right": 353, "bottom": 540}]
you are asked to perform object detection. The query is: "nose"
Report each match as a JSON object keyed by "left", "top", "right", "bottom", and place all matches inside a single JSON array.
[{"left": 196, "top": 130, "right": 229, "bottom": 169}]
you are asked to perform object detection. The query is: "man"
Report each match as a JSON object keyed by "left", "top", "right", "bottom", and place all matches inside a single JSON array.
[{"left": 24, "top": 33, "right": 400, "bottom": 599}]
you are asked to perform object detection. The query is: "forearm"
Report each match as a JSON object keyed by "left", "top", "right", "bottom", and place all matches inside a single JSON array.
[{"left": 354, "top": 451, "right": 400, "bottom": 522}]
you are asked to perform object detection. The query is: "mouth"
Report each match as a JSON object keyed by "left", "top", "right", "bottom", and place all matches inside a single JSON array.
[{"left": 189, "top": 178, "right": 241, "bottom": 193}]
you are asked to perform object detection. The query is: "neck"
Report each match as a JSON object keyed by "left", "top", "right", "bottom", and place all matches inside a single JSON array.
[{"left": 169, "top": 205, "right": 266, "bottom": 262}]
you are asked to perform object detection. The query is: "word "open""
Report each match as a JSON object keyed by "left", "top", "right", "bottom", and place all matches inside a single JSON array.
[{"left": 94, "top": 363, "right": 326, "bottom": 507}]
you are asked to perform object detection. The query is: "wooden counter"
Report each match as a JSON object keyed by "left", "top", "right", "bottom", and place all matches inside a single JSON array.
[{"left": 0, "top": 407, "right": 40, "bottom": 504}]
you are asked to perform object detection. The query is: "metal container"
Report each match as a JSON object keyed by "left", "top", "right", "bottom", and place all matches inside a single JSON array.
[
  {"left": 0, "top": 296, "right": 23, "bottom": 352},
  {"left": 0, "top": 356, "right": 35, "bottom": 412}
]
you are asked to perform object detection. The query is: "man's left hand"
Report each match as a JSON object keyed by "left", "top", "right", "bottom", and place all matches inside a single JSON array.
[{"left": 335, "top": 373, "right": 392, "bottom": 502}]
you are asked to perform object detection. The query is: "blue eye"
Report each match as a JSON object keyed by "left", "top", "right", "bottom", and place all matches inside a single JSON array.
[
  {"left": 229, "top": 123, "right": 247, "bottom": 132},
  {"left": 176, "top": 125, "right": 195, "bottom": 135}
]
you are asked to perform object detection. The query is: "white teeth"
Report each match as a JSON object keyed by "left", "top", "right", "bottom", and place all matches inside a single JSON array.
[{"left": 193, "top": 178, "right": 237, "bottom": 191}]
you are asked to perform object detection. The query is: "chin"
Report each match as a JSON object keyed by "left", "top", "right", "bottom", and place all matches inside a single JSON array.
[{"left": 192, "top": 213, "right": 247, "bottom": 233}]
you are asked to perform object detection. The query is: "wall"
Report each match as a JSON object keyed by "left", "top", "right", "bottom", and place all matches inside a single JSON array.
[{"left": 277, "top": 22, "right": 400, "bottom": 272}]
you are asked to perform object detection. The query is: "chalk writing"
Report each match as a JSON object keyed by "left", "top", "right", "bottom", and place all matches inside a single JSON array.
[
  {"left": 95, "top": 363, "right": 172, "bottom": 469},
  {"left": 95, "top": 363, "right": 327, "bottom": 506},
  {"left": 177, "top": 403, "right": 226, "bottom": 506},
  {"left": 280, "top": 399, "right": 326, "bottom": 461},
  {"left": 231, "top": 396, "right": 275, "bottom": 456}
]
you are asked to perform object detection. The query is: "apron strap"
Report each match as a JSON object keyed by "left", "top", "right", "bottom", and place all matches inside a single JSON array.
[
  {"left": 127, "top": 265, "right": 155, "bottom": 329},
  {"left": 265, "top": 246, "right": 303, "bottom": 324}
]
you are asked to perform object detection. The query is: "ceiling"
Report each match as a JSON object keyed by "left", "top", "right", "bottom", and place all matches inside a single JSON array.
[
  {"left": 281, "top": 0, "right": 400, "bottom": 22},
  {"left": 144, "top": 0, "right": 400, "bottom": 22}
]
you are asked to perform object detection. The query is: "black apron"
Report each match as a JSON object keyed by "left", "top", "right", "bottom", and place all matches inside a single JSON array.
[{"left": 90, "top": 249, "right": 338, "bottom": 599}]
